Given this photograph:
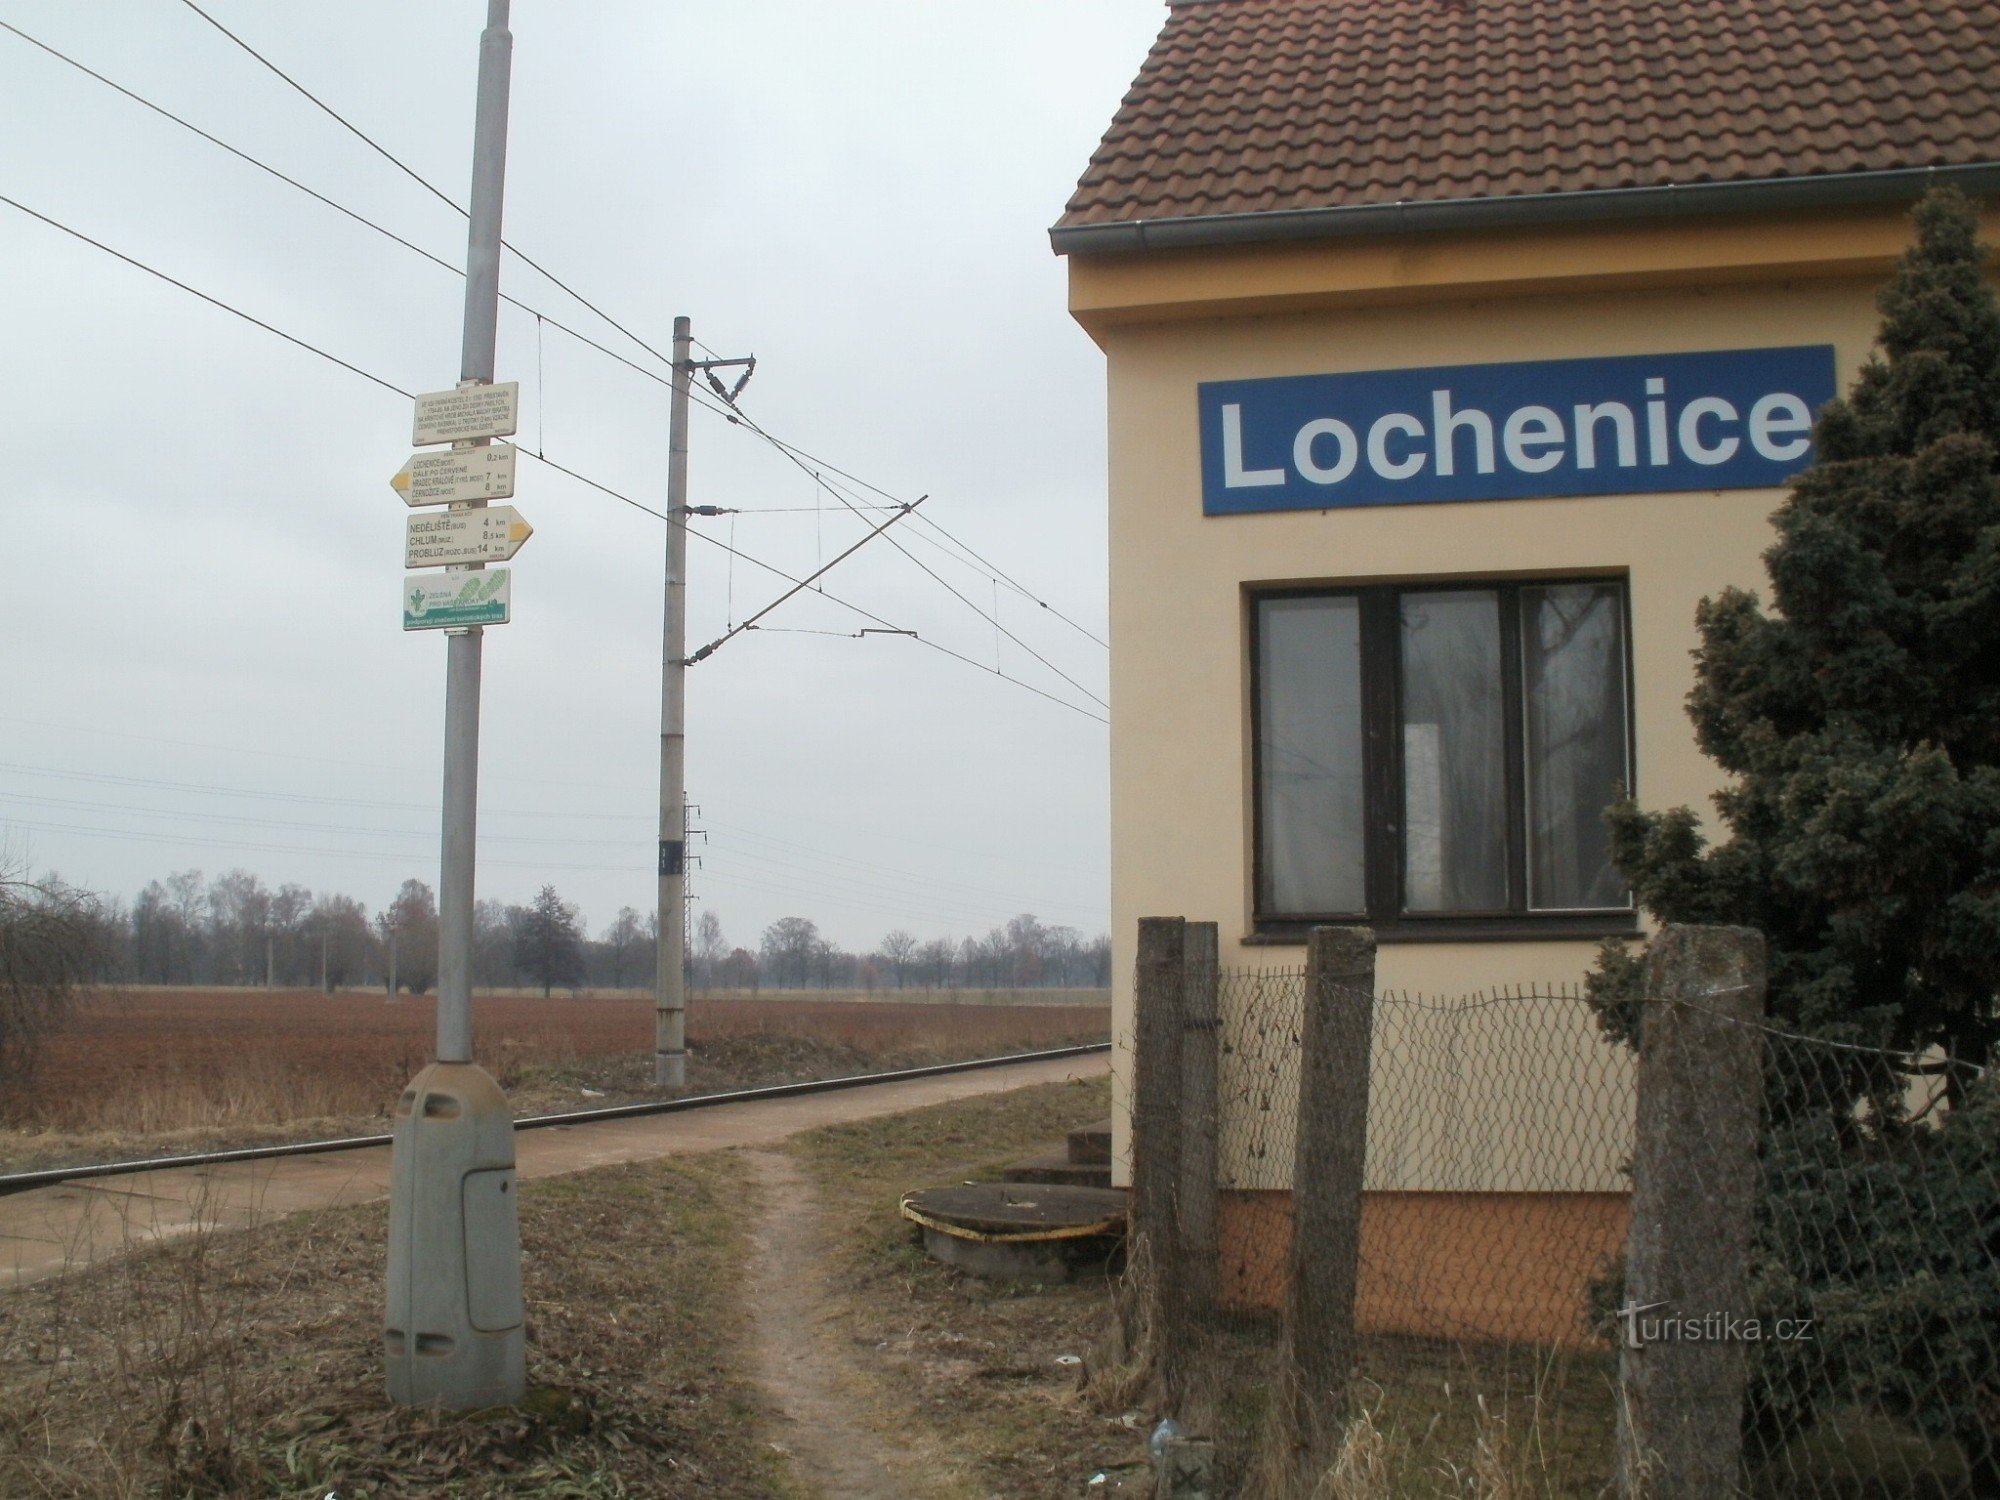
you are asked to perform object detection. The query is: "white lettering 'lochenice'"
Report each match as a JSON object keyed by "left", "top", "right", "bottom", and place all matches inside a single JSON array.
[
  {"left": 1242, "top": 377, "right": 1818, "bottom": 490},
  {"left": 1222, "top": 403, "right": 1285, "bottom": 487}
]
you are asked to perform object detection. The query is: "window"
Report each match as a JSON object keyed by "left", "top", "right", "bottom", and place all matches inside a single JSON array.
[{"left": 1252, "top": 579, "right": 1634, "bottom": 940}]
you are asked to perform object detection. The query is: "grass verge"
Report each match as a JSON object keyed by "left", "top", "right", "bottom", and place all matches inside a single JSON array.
[
  {"left": 0, "top": 1152, "right": 795, "bottom": 1498},
  {"left": 787, "top": 1073, "right": 1136, "bottom": 1498}
]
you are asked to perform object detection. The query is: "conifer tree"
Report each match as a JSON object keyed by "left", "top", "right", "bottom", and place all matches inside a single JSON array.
[
  {"left": 1594, "top": 188, "right": 2000, "bottom": 1093},
  {"left": 1592, "top": 191, "right": 2000, "bottom": 1483},
  {"left": 512, "top": 884, "right": 585, "bottom": 998}
]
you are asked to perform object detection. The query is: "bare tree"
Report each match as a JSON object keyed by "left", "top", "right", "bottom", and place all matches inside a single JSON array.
[
  {"left": 693, "top": 910, "right": 727, "bottom": 989},
  {"left": 271, "top": 882, "right": 313, "bottom": 984},
  {"left": 721, "top": 946, "right": 760, "bottom": 992},
  {"left": 309, "top": 892, "right": 371, "bottom": 990},
  {"left": 378, "top": 879, "right": 439, "bottom": 995},
  {"left": 0, "top": 867, "right": 108, "bottom": 1084},
  {"left": 165, "top": 868, "right": 207, "bottom": 982},
  {"left": 472, "top": 897, "right": 513, "bottom": 989},
  {"left": 918, "top": 936, "right": 957, "bottom": 990},
  {"left": 1045, "top": 924, "right": 1082, "bottom": 986},
  {"left": 880, "top": 929, "right": 918, "bottom": 989},
  {"left": 761, "top": 917, "right": 819, "bottom": 989},
  {"left": 207, "top": 869, "right": 271, "bottom": 986},
  {"left": 601, "top": 906, "right": 645, "bottom": 989},
  {"left": 130, "top": 880, "right": 179, "bottom": 983}
]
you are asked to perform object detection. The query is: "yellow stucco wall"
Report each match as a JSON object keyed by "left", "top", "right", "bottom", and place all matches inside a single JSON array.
[{"left": 1083, "top": 224, "right": 1920, "bottom": 1187}]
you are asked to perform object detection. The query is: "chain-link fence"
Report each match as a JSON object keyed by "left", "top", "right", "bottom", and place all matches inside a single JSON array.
[
  {"left": 1732, "top": 1007, "right": 1999, "bottom": 1497},
  {"left": 1092, "top": 919, "right": 2000, "bottom": 1500}
]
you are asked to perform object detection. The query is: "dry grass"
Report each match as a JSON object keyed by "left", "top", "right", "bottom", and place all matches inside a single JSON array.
[
  {"left": 0, "top": 1151, "right": 796, "bottom": 1498},
  {"left": 786, "top": 1075, "right": 1138, "bottom": 1498},
  {"left": 781, "top": 1073, "right": 1624, "bottom": 1499},
  {"left": 0, "top": 987, "right": 1107, "bottom": 1174}
]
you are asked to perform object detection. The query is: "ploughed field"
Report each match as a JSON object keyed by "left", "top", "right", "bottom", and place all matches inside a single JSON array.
[{"left": 0, "top": 987, "right": 1110, "bottom": 1172}]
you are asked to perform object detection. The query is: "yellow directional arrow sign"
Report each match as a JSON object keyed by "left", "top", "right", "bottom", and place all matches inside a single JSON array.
[
  {"left": 405, "top": 506, "right": 535, "bottom": 568},
  {"left": 391, "top": 442, "right": 517, "bottom": 506}
]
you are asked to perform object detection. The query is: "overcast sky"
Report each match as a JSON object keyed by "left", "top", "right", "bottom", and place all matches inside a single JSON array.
[{"left": 0, "top": 1, "right": 1165, "bottom": 951}]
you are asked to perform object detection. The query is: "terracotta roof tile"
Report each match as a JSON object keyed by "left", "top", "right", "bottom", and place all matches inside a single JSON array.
[{"left": 1058, "top": 0, "right": 2000, "bottom": 233}]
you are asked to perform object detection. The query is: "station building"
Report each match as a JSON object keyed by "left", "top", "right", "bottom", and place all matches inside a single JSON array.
[{"left": 1055, "top": 0, "right": 2000, "bottom": 1334}]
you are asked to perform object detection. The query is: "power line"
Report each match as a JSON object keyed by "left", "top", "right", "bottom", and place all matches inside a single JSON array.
[
  {"left": 0, "top": 816, "right": 640, "bottom": 876},
  {"left": 0, "top": 193, "right": 1109, "bottom": 725},
  {"left": 0, "top": 789, "right": 629, "bottom": 848},
  {"left": 516, "top": 456, "right": 1103, "bottom": 719},
  {"left": 518, "top": 451, "right": 904, "bottom": 635},
  {"left": 688, "top": 500, "right": 927, "bottom": 666},
  {"left": 0, "top": 192, "right": 412, "bottom": 399},
  {"left": 34, "top": 10, "right": 1104, "bottom": 672},
  {"left": 0, "top": 187, "right": 899, "bottom": 639},
  {"left": 706, "top": 395, "right": 1105, "bottom": 693},
  {"left": 174, "top": 0, "right": 683, "bottom": 380},
  {"left": 0, "top": 763, "right": 1101, "bottom": 915},
  {"left": 0, "top": 20, "right": 459, "bottom": 277},
  {"left": 694, "top": 346, "right": 1109, "bottom": 649},
  {"left": 14, "top": 11, "right": 1105, "bottom": 671},
  {"left": 716, "top": 401, "right": 1109, "bottom": 709},
  {"left": 899, "top": 634, "right": 1106, "bottom": 724},
  {"left": 701, "top": 406, "right": 1109, "bottom": 650},
  {"left": 0, "top": 19, "right": 756, "bottom": 440},
  {"left": 0, "top": 761, "right": 645, "bottom": 824}
]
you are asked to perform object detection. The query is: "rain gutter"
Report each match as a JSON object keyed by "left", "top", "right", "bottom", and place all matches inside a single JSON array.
[{"left": 1049, "top": 162, "right": 2000, "bottom": 256}]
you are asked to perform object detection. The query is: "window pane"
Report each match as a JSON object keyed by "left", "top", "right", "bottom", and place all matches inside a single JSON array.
[
  {"left": 1401, "top": 591, "right": 1508, "bottom": 911},
  {"left": 1523, "top": 583, "right": 1630, "bottom": 909},
  {"left": 1258, "top": 597, "right": 1365, "bottom": 913}
]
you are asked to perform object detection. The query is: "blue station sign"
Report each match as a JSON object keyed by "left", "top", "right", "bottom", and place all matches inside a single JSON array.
[{"left": 1198, "top": 345, "right": 1837, "bottom": 514}]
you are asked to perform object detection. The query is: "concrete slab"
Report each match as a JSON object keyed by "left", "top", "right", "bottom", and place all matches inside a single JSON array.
[{"left": 0, "top": 1051, "right": 1108, "bottom": 1288}]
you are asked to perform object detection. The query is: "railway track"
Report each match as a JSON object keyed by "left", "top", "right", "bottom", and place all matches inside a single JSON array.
[{"left": 0, "top": 1041, "right": 1112, "bottom": 1198}]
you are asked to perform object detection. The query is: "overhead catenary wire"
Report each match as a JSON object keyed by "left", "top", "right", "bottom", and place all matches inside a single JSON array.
[
  {"left": 718, "top": 402, "right": 1109, "bottom": 709},
  {"left": 518, "top": 450, "right": 906, "bottom": 635},
  {"left": 0, "top": 194, "right": 1109, "bottom": 724},
  {"left": 687, "top": 337, "right": 1106, "bottom": 649},
  {"left": 687, "top": 499, "right": 928, "bottom": 665},
  {"left": 707, "top": 414, "right": 1110, "bottom": 651},
  {"left": 0, "top": 18, "right": 756, "bottom": 437},
  {"left": 9, "top": 15, "right": 1106, "bottom": 671},
  {"left": 0, "top": 192, "right": 411, "bottom": 400},
  {"left": 173, "top": 0, "right": 683, "bottom": 383},
  {"left": 18, "top": 12, "right": 1104, "bottom": 672}
]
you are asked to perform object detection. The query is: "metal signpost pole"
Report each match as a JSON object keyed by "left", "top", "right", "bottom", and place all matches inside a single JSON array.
[
  {"left": 385, "top": 0, "right": 525, "bottom": 1410},
  {"left": 654, "top": 317, "right": 693, "bottom": 1089},
  {"left": 439, "top": 0, "right": 513, "bottom": 1062}
]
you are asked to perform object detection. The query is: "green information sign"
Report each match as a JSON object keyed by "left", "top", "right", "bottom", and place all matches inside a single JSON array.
[{"left": 404, "top": 569, "right": 511, "bottom": 630}]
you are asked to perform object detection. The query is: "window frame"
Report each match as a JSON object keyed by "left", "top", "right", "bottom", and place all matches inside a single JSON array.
[{"left": 1247, "top": 575, "right": 1640, "bottom": 945}]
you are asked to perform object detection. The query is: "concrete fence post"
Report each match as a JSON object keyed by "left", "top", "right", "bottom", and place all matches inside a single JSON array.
[
  {"left": 1280, "top": 925, "right": 1376, "bottom": 1470},
  {"left": 1178, "top": 921, "right": 1222, "bottom": 1325},
  {"left": 1616, "top": 923, "right": 1766, "bottom": 1500},
  {"left": 1132, "top": 915, "right": 1189, "bottom": 1404}
]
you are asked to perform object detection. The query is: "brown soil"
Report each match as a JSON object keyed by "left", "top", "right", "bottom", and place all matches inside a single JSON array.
[
  {"left": 0, "top": 989, "right": 1107, "bottom": 1174},
  {"left": 745, "top": 1151, "right": 914, "bottom": 1499}
]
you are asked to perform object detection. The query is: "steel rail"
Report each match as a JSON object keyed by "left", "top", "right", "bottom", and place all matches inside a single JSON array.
[{"left": 0, "top": 1041, "right": 1112, "bottom": 1198}]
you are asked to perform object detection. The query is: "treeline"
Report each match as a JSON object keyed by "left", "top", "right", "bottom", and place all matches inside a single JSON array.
[{"left": 66, "top": 867, "right": 1111, "bottom": 995}]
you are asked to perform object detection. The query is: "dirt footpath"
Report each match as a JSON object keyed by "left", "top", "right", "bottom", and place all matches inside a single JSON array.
[
  {"left": 0, "top": 1053, "right": 1109, "bottom": 1288},
  {"left": 746, "top": 1151, "right": 917, "bottom": 1499}
]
